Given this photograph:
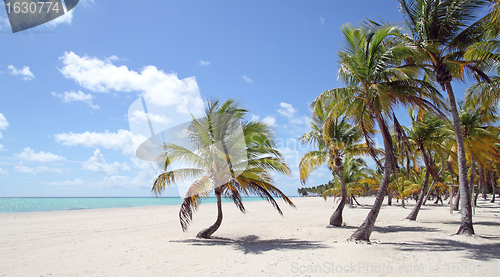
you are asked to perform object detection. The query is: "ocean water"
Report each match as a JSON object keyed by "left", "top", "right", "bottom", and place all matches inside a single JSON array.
[{"left": 0, "top": 197, "right": 263, "bottom": 214}]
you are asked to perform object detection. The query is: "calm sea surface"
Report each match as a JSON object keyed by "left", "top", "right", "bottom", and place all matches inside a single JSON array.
[{"left": 0, "top": 197, "right": 263, "bottom": 214}]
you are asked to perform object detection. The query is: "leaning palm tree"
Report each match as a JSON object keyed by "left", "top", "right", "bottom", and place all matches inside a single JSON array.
[
  {"left": 314, "top": 23, "right": 443, "bottom": 242},
  {"left": 404, "top": 111, "right": 453, "bottom": 220},
  {"left": 399, "top": 0, "right": 492, "bottom": 235},
  {"left": 152, "top": 98, "right": 294, "bottom": 239},
  {"left": 299, "top": 99, "right": 371, "bottom": 226},
  {"left": 323, "top": 156, "right": 373, "bottom": 207}
]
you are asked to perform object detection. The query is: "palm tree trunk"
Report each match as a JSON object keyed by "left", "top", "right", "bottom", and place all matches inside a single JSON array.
[
  {"left": 406, "top": 150, "right": 431, "bottom": 221},
  {"left": 352, "top": 195, "right": 360, "bottom": 205},
  {"left": 423, "top": 156, "right": 446, "bottom": 205},
  {"left": 387, "top": 189, "right": 393, "bottom": 206},
  {"left": 478, "top": 165, "right": 485, "bottom": 203},
  {"left": 452, "top": 189, "right": 460, "bottom": 211},
  {"left": 330, "top": 164, "right": 346, "bottom": 227},
  {"left": 469, "top": 156, "right": 476, "bottom": 201},
  {"left": 197, "top": 189, "right": 223, "bottom": 238},
  {"left": 349, "top": 113, "right": 393, "bottom": 242},
  {"left": 445, "top": 82, "right": 474, "bottom": 235},
  {"left": 480, "top": 166, "right": 486, "bottom": 200},
  {"left": 491, "top": 171, "right": 496, "bottom": 203}
]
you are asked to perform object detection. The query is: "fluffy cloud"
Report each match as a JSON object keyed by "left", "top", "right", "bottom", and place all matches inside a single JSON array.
[
  {"left": 277, "top": 102, "right": 309, "bottom": 126},
  {"left": 0, "top": 113, "right": 8, "bottom": 150},
  {"left": 242, "top": 75, "right": 253, "bottom": 83},
  {"left": 44, "top": 157, "right": 159, "bottom": 189},
  {"left": 45, "top": 9, "right": 74, "bottom": 27},
  {"left": 58, "top": 52, "right": 203, "bottom": 114},
  {"left": 199, "top": 60, "right": 210, "bottom": 66},
  {"left": 14, "top": 162, "right": 63, "bottom": 174},
  {"left": 7, "top": 65, "right": 34, "bottom": 80},
  {"left": 15, "top": 147, "right": 66, "bottom": 162},
  {"left": 319, "top": 16, "right": 325, "bottom": 25},
  {"left": 278, "top": 102, "right": 297, "bottom": 118},
  {"left": 52, "top": 90, "right": 99, "bottom": 109},
  {"left": 262, "top": 116, "right": 276, "bottom": 126},
  {"left": 0, "top": 113, "right": 8, "bottom": 131},
  {"left": 82, "top": 149, "right": 130, "bottom": 174},
  {"left": 54, "top": 129, "right": 147, "bottom": 156},
  {"left": 0, "top": 168, "right": 7, "bottom": 174},
  {"left": 129, "top": 110, "right": 171, "bottom": 125}
]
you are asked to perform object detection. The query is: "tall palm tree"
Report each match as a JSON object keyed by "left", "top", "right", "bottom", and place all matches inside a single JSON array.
[
  {"left": 299, "top": 99, "right": 371, "bottom": 226},
  {"left": 152, "top": 98, "right": 294, "bottom": 238},
  {"left": 314, "top": 23, "right": 442, "bottom": 242},
  {"left": 399, "top": 0, "right": 492, "bottom": 235}
]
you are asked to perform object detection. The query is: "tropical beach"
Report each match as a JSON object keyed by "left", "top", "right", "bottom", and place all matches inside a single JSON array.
[{"left": 1, "top": 196, "right": 499, "bottom": 277}]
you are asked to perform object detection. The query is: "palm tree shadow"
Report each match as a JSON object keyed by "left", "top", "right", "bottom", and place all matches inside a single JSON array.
[
  {"left": 373, "top": 225, "right": 439, "bottom": 233},
  {"left": 385, "top": 238, "right": 500, "bottom": 261},
  {"left": 171, "top": 235, "right": 328, "bottom": 254}
]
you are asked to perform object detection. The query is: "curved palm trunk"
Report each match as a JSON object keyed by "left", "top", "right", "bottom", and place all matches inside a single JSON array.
[
  {"left": 423, "top": 157, "right": 446, "bottom": 206},
  {"left": 197, "top": 189, "right": 223, "bottom": 239},
  {"left": 349, "top": 113, "right": 393, "bottom": 242},
  {"left": 445, "top": 82, "right": 474, "bottom": 235},
  {"left": 406, "top": 150, "right": 431, "bottom": 221},
  {"left": 330, "top": 164, "right": 346, "bottom": 227}
]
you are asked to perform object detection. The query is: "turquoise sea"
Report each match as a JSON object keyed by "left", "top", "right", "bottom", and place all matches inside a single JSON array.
[{"left": 0, "top": 197, "right": 263, "bottom": 214}]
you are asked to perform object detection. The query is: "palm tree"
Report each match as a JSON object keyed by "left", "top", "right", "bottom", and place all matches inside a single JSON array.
[
  {"left": 394, "top": 168, "right": 424, "bottom": 208},
  {"left": 323, "top": 156, "right": 373, "bottom": 207},
  {"left": 405, "top": 112, "right": 453, "bottom": 220},
  {"left": 299, "top": 98, "right": 371, "bottom": 226},
  {"left": 314, "top": 23, "right": 442, "bottom": 242},
  {"left": 152, "top": 98, "right": 294, "bottom": 239},
  {"left": 398, "top": 0, "right": 492, "bottom": 235}
]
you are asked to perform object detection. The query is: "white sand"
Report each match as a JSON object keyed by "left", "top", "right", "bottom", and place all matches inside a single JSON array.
[{"left": 1, "top": 196, "right": 499, "bottom": 277}]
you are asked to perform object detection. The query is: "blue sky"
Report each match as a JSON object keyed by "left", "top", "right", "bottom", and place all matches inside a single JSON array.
[{"left": 0, "top": 0, "right": 471, "bottom": 197}]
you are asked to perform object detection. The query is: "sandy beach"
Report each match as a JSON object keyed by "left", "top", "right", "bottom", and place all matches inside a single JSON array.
[{"left": 1, "top": 196, "right": 499, "bottom": 277}]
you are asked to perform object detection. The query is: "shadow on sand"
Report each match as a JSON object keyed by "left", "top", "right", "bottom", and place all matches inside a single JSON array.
[
  {"left": 373, "top": 225, "right": 439, "bottom": 233},
  {"left": 171, "top": 235, "right": 329, "bottom": 254},
  {"left": 385, "top": 237, "right": 500, "bottom": 261}
]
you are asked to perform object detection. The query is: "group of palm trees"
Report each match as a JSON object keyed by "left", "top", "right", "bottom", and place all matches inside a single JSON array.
[{"left": 151, "top": 0, "right": 500, "bottom": 242}]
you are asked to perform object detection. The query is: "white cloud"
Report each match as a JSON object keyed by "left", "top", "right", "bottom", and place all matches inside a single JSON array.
[
  {"left": 7, "top": 65, "right": 34, "bottom": 80},
  {"left": 0, "top": 16, "right": 10, "bottom": 29},
  {"left": 0, "top": 113, "right": 8, "bottom": 130},
  {"left": 82, "top": 149, "right": 130, "bottom": 174},
  {"left": 15, "top": 147, "right": 66, "bottom": 162},
  {"left": 277, "top": 102, "right": 309, "bottom": 126},
  {"left": 249, "top": 114, "right": 260, "bottom": 122},
  {"left": 129, "top": 110, "right": 171, "bottom": 125},
  {"left": 54, "top": 129, "right": 147, "bottom": 156},
  {"left": 14, "top": 162, "right": 63, "bottom": 174},
  {"left": 45, "top": 9, "right": 73, "bottom": 27},
  {"left": 0, "top": 168, "right": 7, "bottom": 174},
  {"left": 58, "top": 52, "right": 203, "bottom": 113},
  {"left": 262, "top": 116, "right": 276, "bottom": 126},
  {"left": 242, "top": 75, "right": 253, "bottom": 83},
  {"left": 278, "top": 102, "right": 297, "bottom": 118},
  {"left": 44, "top": 158, "right": 159, "bottom": 189},
  {"left": 199, "top": 60, "right": 210, "bottom": 66},
  {"left": 0, "top": 113, "right": 7, "bottom": 150},
  {"left": 43, "top": 178, "right": 85, "bottom": 186},
  {"left": 319, "top": 16, "right": 325, "bottom": 25},
  {"left": 52, "top": 90, "right": 99, "bottom": 109}
]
